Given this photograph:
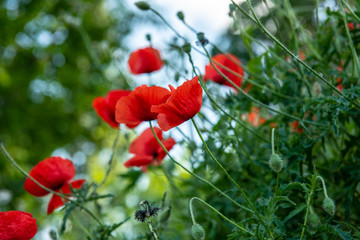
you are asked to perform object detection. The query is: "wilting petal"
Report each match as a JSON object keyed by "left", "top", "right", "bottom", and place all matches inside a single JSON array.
[
  {"left": 24, "top": 157, "right": 75, "bottom": 197},
  {"left": 115, "top": 85, "right": 171, "bottom": 127},
  {"left": 0, "top": 211, "right": 37, "bottom": 240},
  {"left": 124, "top": 155, "right": 154, "bottom": 168},
  {"left": 128, "top": 47, "right": 163, "bottom": 74},
  {"left": 47, "top": 194, "right": 65, "bottom": 215},
  {"left": 151, "top": 76, "right": 203, "bottom": 131},
  {"left": 204, "top": 53, "right": 244, "bottom": 89}
]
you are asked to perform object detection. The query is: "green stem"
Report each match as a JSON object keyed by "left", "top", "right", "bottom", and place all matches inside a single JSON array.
[
  {"left": 98, "top": 126, "right": 121, "bottom": 188},
  {"left": 0, "top": 142, "right": 103, "bottom": 225},
  {"left": 316, "top": 176, "right": 329, "bottom": 199},
  {"left": 232, "top": 0, "right": 360, "bottom": 109},
  {"left": 148, "top": 122, "right": 253, "bottom": 214},
  {"left": 189, "top": 197, "right": 255, "bottom": 236},
  {"left": 271, "top": 128, "right": 275, "bottom": 155},
  {"left": 275, "top": 173, "right": 280, "bottom": 196},
  {"left": 190, "top": 118, "right": 274, "bottom": 238},
  {"left": 147, "top": 219, "right": 159, "bottom": 240},
  {"left": 201, "top": 46, "right": 327, "bottom": 127},
  {"left": 342, "top": 0, "right": 360, "bottom": 23},
  {"left": 300, "top": 175, "right": 317, "bottom": 240}
]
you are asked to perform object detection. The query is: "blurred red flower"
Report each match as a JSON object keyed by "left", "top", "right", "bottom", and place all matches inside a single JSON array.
[
  {"left": 151, "top": 76, "right": 203, "bottom": 131},
  {"left": 246, "top": 107, "right": 266, "bottom": 127},
  {"left": 290, "top": 121, "right": 304, "bottom": 133},
  {"left": 115, "top": 85, "right": 171, "bottom": 128},
  {"left": 347, "top": 22, "right": 354, "bottom": 30},
  {"left": 93, "top": 90, "right": 135, "bottom": 128},
  {"left": 128, "top": 47, "right": 163, "bottom": 74},
  {"left": 24, "top": 157, "right": 85, "bottom": 214},
  {"left": 0, "top": 211, "right": 37, "bottom": 240},
  {"left": 204, "top": 53, "right": 244, "bottom": 89},
  {"left": 124, "top": 127, "right": 175, "bottom": 170}
]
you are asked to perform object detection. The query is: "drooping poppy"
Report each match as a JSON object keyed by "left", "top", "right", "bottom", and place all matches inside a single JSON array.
[
  {"left": 290, "top": 121, "right": 304, "bottom": 133},
  {"left": 204, "top": 53, "right": 244, "bottom": 89},
  {"left": 124, "top": 127, "right": 176, "bottom": 169},
  {"left": 115, "top": 85, "right": 171, "bottom": 128},
  {"left": 0, "top": 211, "right": 37, "bottom": 240},
  {"left": 93, "top": 90, "right": 135, "bottom": 128},
  {"left": 24, "top": 157, "right": 85, "bottom": 214},
  {"left": 151, "top": 76, "right": 203, "bottom": 131},
  {"left": 128, "top": 47, "right": 163, "bottom": 74}
]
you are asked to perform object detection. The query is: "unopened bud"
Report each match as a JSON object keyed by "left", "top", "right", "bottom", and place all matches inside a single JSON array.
[
  {"left": 269, "top": 153, "right": 283, "bottom": 172},
  {"left": 191, "top": 224, "right": 205, "bottom": 240},
  {"left": 177, "top": 11, "right": 185, "bottom": 21},
  {"left": 322, "top": 197, "right": 335, "bottom": 215},
  {"left": 197, "top": 32, "right": 205, "bottom": 42},
  {"left": 135, "top": 1, "right": 150, "bottom": 11},
  {"left": 182, "top": 43, "right": 191, "bottom": 53},
  {"left": 146, "top": 34, "right": 151, "bottom": 42},
  {"left": 308, "top": 212, "right": 320, "bottom": 227}
]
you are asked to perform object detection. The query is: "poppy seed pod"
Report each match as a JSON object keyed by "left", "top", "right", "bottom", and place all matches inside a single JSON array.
[
  {"left": 322, "top": 197, "right": 335, "bottom": 215},
  {"left": 135, "top": 1, "right": 150, "bottom": 10},
  {"left": 191, "top": 223, "right": 205, "bottom": 240},
  {"left": 182, "top": 43, "right": 191, "bottom": 53},
  {"left": 177, "top": 11, "right": 185, "bottom": 21},
  {"left": 269, "top": 153, "right": 283, "bottom": 172}
]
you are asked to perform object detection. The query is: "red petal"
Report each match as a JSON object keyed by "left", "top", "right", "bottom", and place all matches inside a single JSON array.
[
  {"left": 47, "top": 194, "right": 65, "bottom": 215},
  {"left": 129, "top": 127, "right": 163, "bottom": 156},
  {"left": 128, "top": 47, "right": 163, "bottom": 74},
  {"left": 93, "top": 90, "right": 133, "bottom": 128},
  {"left": 0, "top": 211, "right": 37, "bottom": 240},
  {"left": 157, "top": 137, "right": 176, "bottom": 160},
  {"left": 60, "top": 179, "right": 86, "bottom": 195},
  {"left": 124, "top": 155, "right": 154, "bottom": 168},
  {"left": 115, "top": 85, "right": 171, "bottom": 126},
  {"left": 24, "top": 157, "right": 75, "bottom": 197},
  {"left": 151, "top": 77, "right": 203, "bottom": 131},
  {"left": 204, "top": 53, "right": 244, "bottom": 89}
]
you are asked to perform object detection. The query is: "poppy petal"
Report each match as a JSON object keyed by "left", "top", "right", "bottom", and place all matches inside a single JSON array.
[
  {"left": 204, "top": 53, "right": 244, "bottom": 89},
  {"left": 0, "top": 211, "right": 37, "bottom": 240},
  {"left": 124, "top": 155, "right": 154, "bottom": 168},
  {"left": 151, "top": 76, "right": 203, "bottom": 131},
  {"left": 115, "top": 85, "right": 171, "bottom": 126},
  {"left": 129, "top": 127, "right": 163, "bottom": 156},
  {"left": 128, "top": 47, "right": 163, "bottom": 74},
  {"left": 157, "top": 137, "right": 176, "bottom": 160},
  {"left": 60, "top": 179, "right": 86, "bottom": 195},
  {"left": 47, "top": 194, "right": 65, "bottom": 215},
  {"left": 24, "top": 157, "right": 76, "bottom": 197}
]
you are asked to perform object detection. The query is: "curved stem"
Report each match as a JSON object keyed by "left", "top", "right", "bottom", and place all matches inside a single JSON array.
[
  {"left": 0, "top": 142, "right": 103, "bottom": 225},
  {"left": 202, "top": 45, "right": 327, "bottom": 128},
  {"left": 190, "top": 118, "right": 274, "bottom": 238},
  {"left": 316, "top": 176, "right": 329, "bottom": 199},
  {"left": 148, "top": 122, "right": 253, "bottom": 214},
  {"left": 232, "top": 0, "right": 360, "bottom": 109},
  {"left": 189, "top": 197, "right": 255, "bottom": 236}
]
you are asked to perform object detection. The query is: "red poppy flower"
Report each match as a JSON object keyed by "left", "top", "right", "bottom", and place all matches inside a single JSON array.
[
  {"left": 128, "top": 47, "right": 163, "bottom": 74},
  {"left": 204, "top": 53, "right": 244, "bottom": 89},
  {"left": 115, "top": 85, "right": 171, "bottom": 128},
  {"left": 93, "top": 90, "right": 135, "bottom": 128},
  {"left": 0, "top": 211, "right": 37, "bottom": 240},
  {"left": 24, "top": 157, "right": 85, "bottom": 214},
  {"left": 124, "top": 127, "right": 175, "bottom": 168},
  {"left": 151, "top": 76, "right": 203, "bottom": 131},
  {"left": 246, "top": 107, "right": 266, "bottom": 127},
  {"left": 347, "top": 22, "right": 355, "bottom": 30},
  {"left": 290, "top": 121, "right": 304, "bottom": 133}
]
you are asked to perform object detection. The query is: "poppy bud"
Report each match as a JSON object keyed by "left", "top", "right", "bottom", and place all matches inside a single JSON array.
[
  {"left": 197, "top": 32, "right": 205, "bottom": 42},
  {"left": 177, "top": 11, "right": 185, "bottom": 21},
  {"left": 269, "top": 153, "right": 283, "bottom": 172},
  {"left": 135, "top": 1, "right": 150, "bottom": 11},
  {"left": 191, "top": 223, "right": 205, "bottom": 240},
  {"left": 146, "top": 34, "right": 151, "bottom": 42},
  {"left": 158, "top": 206, "right": 171, "bottom": 223},
  {"left": 322, "top": 197, "right": 335, "bottom": 215},
  {"left": 182, "top": 43, "right": 191, "bottom": 53},
  {"left": 308, "top": 212, "right": 320, "bottom": 227}
]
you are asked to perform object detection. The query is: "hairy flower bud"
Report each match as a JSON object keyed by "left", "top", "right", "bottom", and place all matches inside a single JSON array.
[
  {"left": 182, "top": 43, "right": 191, "bottom": 53},
  {"left": 177, "top": 11, "right": 185, "bottom": 21},
  {"left": 135, "top": 1, "right": 150, "bottom": 11},
  {"left": 322, "top": 197, "right": 335, "bottom": 215},
  {"left": 191, "top": 224, "right": 205, "bottom": 240},
  {"left": 269, "top": 153, "right": 283, "bottom": 172}
]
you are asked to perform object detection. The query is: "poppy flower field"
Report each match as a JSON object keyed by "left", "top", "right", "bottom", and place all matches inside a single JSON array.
[{"left": 1, "top": 0, "right": 360, "bottom": 239}]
